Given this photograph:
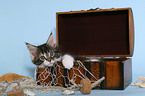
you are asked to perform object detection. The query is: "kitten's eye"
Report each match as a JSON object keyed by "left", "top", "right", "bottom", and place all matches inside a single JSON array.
[
  {"left": 35, "top": 59, "right": 43, "bottom": 65},
  {"left": 40, "top": 56, "right": 46, "bottom": 61},
  {"left": 47, "top": 57, "right": 51, "bottom": 62},
  {"left": 55, "top": 53, "right": 60, "bottom": 58},
  {"left": 50, "top": 52, "right": 54, "bottom": 57}
]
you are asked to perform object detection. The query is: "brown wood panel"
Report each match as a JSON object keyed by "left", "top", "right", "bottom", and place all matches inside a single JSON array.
[
  {"left": 37, "top": 68, "right": 52, "bottom": 85},
  {"left": 129, "top": 9, "right": 134, "bottom": 56},
  {"left": 123, "top": 58, "right": 132, "bottom": 89},
  {"left": 37, "top": 63, "right": 65, "bottom": 86},
  {"left": 69, "top": 62, "right": 85, "bottom": 84},
  {"left": 89, "top": 62, "right": 104, "bottom": 89},
  {"left": 56, "top": 62, "right": 65, "bottom": 86},
  {"left": 90, "top": 62, "right": 100, "bottom": 80},
  {"left": 105, "top": 61, "right": 123, "bottom": 89}
]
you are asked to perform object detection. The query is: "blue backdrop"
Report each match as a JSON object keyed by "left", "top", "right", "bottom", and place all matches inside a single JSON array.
[{"left": 0, "top": 0, "right": 144, "bottom": 83}]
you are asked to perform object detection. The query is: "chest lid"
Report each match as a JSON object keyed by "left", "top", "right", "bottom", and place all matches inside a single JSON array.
[{"left": 56, "top": 8, "right": 134, "bottom": 57}]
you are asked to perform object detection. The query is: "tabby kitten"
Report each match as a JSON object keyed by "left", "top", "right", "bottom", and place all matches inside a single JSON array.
[{"left": 26, "top": 33, "right": 61, "bottom": 68}]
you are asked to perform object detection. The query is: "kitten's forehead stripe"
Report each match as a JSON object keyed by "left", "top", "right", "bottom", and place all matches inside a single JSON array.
[{"left": 38, "top": 45, "right": 49, "bottom": 54}]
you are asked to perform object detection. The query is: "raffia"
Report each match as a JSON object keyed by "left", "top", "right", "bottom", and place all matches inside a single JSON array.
[{"left": 0, "top": 61, "right": 104, "bottom": 95}]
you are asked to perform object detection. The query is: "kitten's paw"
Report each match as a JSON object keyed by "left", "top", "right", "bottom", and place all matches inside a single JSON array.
[{"left": 62, "top": 54, "right": 74, "bottom": 70}]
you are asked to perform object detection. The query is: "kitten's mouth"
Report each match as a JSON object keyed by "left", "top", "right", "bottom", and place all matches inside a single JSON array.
[
  {"left": 45, "top": 64, "right": 54, "bottom": 67},
  {"left": 43, "top": 60, "right": 55, "bottom": 67}
]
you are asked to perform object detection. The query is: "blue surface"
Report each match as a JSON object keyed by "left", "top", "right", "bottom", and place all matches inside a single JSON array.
[
  {"left": 0, "top": 0, "right": 145, "bottom": 95},
  {"left": 35, "top": 86, "right": 145, "bottom": 96}
]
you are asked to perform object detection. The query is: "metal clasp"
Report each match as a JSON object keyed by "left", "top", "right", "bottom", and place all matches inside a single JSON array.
[{"left": 87, "top": 8, "right": 101, "bottom": 11}]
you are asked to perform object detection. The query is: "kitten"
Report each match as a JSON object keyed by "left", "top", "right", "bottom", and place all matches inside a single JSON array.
[
  {"left": 26, "top": 33, "right": 74, "bottom": 69},
  {"left": 26, "top": 33, "right": 62, "bottom": 68}
]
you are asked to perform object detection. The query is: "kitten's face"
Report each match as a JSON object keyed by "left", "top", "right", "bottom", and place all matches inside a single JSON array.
[{"left": 26, "top": 33, "right": 61, "bottom": 67}]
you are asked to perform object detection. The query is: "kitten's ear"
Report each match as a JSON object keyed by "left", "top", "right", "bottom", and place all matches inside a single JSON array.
[
  {"left": 25, "top": 43, "right": 38, "bottom": 57},
  {"left": 46, "top": 32, "right": 56, "bottom": 48}
]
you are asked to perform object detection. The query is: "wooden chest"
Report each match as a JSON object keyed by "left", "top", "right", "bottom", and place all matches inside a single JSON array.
[
  {"left": 56, "top": 8, "right": 134, "bottom": 90},
  {"left": 36, "top": 8, "right": 134, "bottom": 90}
]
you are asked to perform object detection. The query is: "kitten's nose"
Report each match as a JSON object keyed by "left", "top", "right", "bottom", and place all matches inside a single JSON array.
[
  {"left": 48, "top": 59, "right": 51, "bottom": 62},
  {"left": 47, "top": 58, "right": 51, "bottom": 62}
]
